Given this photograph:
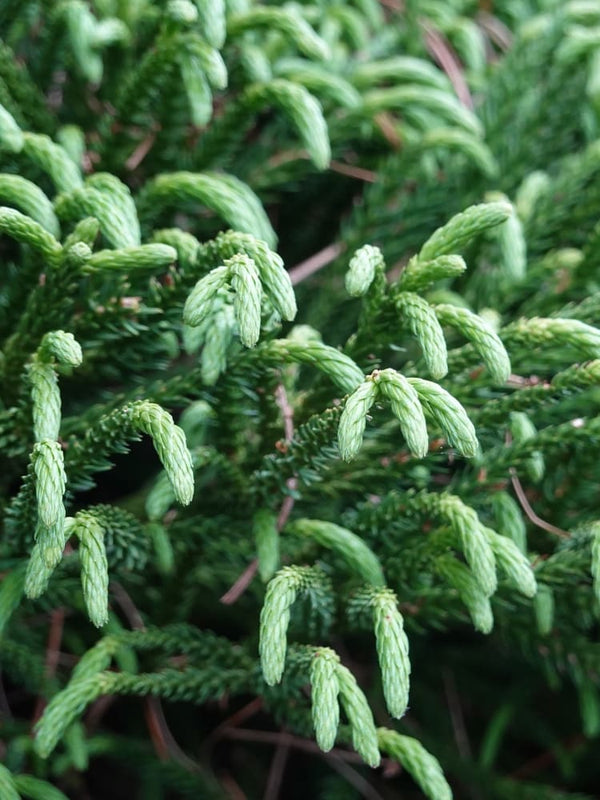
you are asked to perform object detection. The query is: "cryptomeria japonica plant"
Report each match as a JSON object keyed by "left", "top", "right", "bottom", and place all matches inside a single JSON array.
[{"left": 3, "top": 1, "right": 600, "bottom": 799}]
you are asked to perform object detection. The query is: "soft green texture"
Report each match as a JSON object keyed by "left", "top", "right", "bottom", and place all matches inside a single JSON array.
[{"left": 3, "top": 2, "right": 600, "bottom": 798}]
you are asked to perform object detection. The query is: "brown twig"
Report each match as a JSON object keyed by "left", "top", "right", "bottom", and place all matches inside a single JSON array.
[
  {"left": 274, "top": 383, "right": 299, "bottom": 532},
  {"left": 220, "top": 774, "right": 249, "bottom": 800},
  {"left": 125, "top": 126, "right": 159, "bottom": 171},
  {"left": 477, "top": 11, "right": 513, "bottom": 52},
  {"left": 509, "top": 733, "right": 585, "bottom": 779},
  {"left": 225, "top": 727, "right": 393, "bottom": 798},
  {"left": 509, "top": 468, "right": 569, "bottom": 539},
  {"left": 275, "top": 383, "right": 294, "bottom": 443},
  {"left": 442, "top": 668, "right": 472, "bottom": 761},
  {"left": 144, "top": 696, "right": 170, "bottom": 760},
  {"left": 505, "top": 374, "right": 545, "bottom": 389},
  {"left": 110, "top": 580, "right": 145, "bottom": 630},
  {"left": 329, "top": 160, "right": 377, "bottom": 182},
  {"left": 374, "top": 113, "right": 402, "bottom": 149},
  {"left": 222, "top": 727, "right": 381, "bottom": 765},
  {"left": 220, "top": 559, "right": 260, "bottom": 605},
  {"left": 32, "top": 607, "right": 65, "bottom": 724},
  {"left": 325, "top": 757, "right": 386, "bottom": 800},
  {"left": 421, "top": 21, "right": 474, "bottom": 109},
  {"left": 289, "top": 242, "right": 345, "bottom": 286},
  {"left": 208, "top": 697, "right": 264, "bottom": 743},
  {"left": 263, "top": 739, "right": 291, "bottom": 800},
  {"left": 109, "top": 581, "right": 201, "bottom": 770},
  {"left": 86, "top": 694, "right": 117, "bottom": 733},
  {"left": 276, "top": 491, "right": 296, "bottom": 532}
]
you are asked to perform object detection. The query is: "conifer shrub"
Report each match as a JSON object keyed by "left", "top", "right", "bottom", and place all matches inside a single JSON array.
[{"left": 2, "top": 1, "right": 600, "bottom": 798}]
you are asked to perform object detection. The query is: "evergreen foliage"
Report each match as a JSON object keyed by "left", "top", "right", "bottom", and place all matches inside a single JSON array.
[{"left": 2, "top": 1, "right": 600, "bottom": 798}]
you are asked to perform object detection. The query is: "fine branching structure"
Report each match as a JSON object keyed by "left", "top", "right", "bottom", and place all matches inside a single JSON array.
[{"left": 3, "top": 1, "right": 600, "bottom": 798}]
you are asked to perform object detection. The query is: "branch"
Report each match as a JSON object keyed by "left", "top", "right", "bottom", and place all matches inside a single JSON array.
[
  {"left": 421, "top": 21, "right": 474, "bottom": 109},
  {"left": 329, "top": 161, "right": 377, "bottom": 182},
  {"left": 264, "top": 739, "right": 291, "bottom": 800},
  {"left": 509, "top": 468, "right": 569, "bottom": 539},
  {"left": 221, "top": 384, "right": 298, "bottom": 605},
  {"left": 289, "top": 242, "right": 344, "bottom": 286},
  {"left": 110, "top": 581, "right": 202, "bottom": 771},
  {"left": 219, "top": 558, "right": 259, "bottom": 605}
]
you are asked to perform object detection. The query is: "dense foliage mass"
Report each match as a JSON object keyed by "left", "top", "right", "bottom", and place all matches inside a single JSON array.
[{"left": 3, "top": 1, "right": 600, "bottom": 798}]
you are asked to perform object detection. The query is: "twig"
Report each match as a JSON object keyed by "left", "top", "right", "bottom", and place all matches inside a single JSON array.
[
  {"left": 222, "top": 727, "right": 379, "bottom": 765},
  {"left": 421, "top": 21, "right": 474, "bottom": 109},
  {"left": 329, "top": 160, "right": 377, "bottom": 182},
  {"left": 125, "top": 126, "right": 159, "bottom": 171},
  {"left": 220, "top": 559, "right": 259, "bottom": 605},
  {"left": 442, "top": 668, "right": 472, "bottom": 760},
  {"left": 509, "top": 733, "right": 585, "bottom": 779},
  {"left": 442, "top": 669, "right": 485, "bottom": 800},
  {"left": 325, "top": 757, "right": 386, "bottom": 800},
  {"left": 509, "top": 468, "right": 569, "bottom": 539},
  {"left": 289, "top": 242, "right": 344, "bottom": 286},
  {"left": 109, "top": 581, "right": 202, "bottom": 771},
  {"left": 110, "top": 580, "right": 145, "bottom": 630},
  {"left": 144, "top": 696, "right": 170, "bottom": 760},
  {"left": 276, "top": 490, "right": 296, "bottom": 532},
  {"left": 32, "top": 607, "right": 65, "bottom": 724},
  {"left": 275, "top": 384, "right": 294, "bottom": 443},
  {"left": 86, "top": 694, "right": 117, "bottom": 733},
  {"left": 208, "top": 697, "right": 264, "bottom": 743},
  {"left": 505, "top": 374, "right": 545, "bottom": 389},
  {"left": 220, "top": 774, "right": 249, "bottom": 800},
  {"left": 274, "top": 383, "right": 298, "bottom": 532},
  {"left": 226, "top": 727, "right": 393, "bottom": 798},
  {"left": 374, "top": 113, "right": 402, "bottom": 149},
  {"left": 263, "top": 739, "right": 291, "bottom": 800},
  {"left": 221, "top": 384, "right": 298, "bottom": 605},
  {"left": 146, "top": 696, "right": 203, "bottom": 773},
  {"left": 477, "top": 12, "right": 513, "bottom": 52}
]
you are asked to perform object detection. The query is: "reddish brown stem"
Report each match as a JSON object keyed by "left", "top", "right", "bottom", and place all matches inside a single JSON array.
[
  {"left": 220, "top": 559, "right": 259, "bottom": 605},
  {"left": 422, "top": 21, "right": 474, "bottom": 109},
  {"left": 263, "top": 740, "right": 291, "bottom": 800},
  {"left": 509, "top": 468, "right": 569, "bottom": 539},
  {"left": 477, "top": 11, "right": 513, "bottom": 52},
  {"left": 125, "top": 126, "right": 159, "bottom": 171},
  {"left": 289, "top": 242, "right": 344, "bottom": 286},
  {"left": 208, "top": 697, "right": 264, "bottom": 743},
  {"left": 109, "top": 581, "right": 200, "bottom": 770},
  {"left": 329, "top": 160, "right": 377, "bottom": 182}
]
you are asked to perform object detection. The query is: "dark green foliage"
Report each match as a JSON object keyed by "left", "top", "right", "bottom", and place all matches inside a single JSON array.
[{"left": 3, "top": 1, "right": 600, "bottom": 799}]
